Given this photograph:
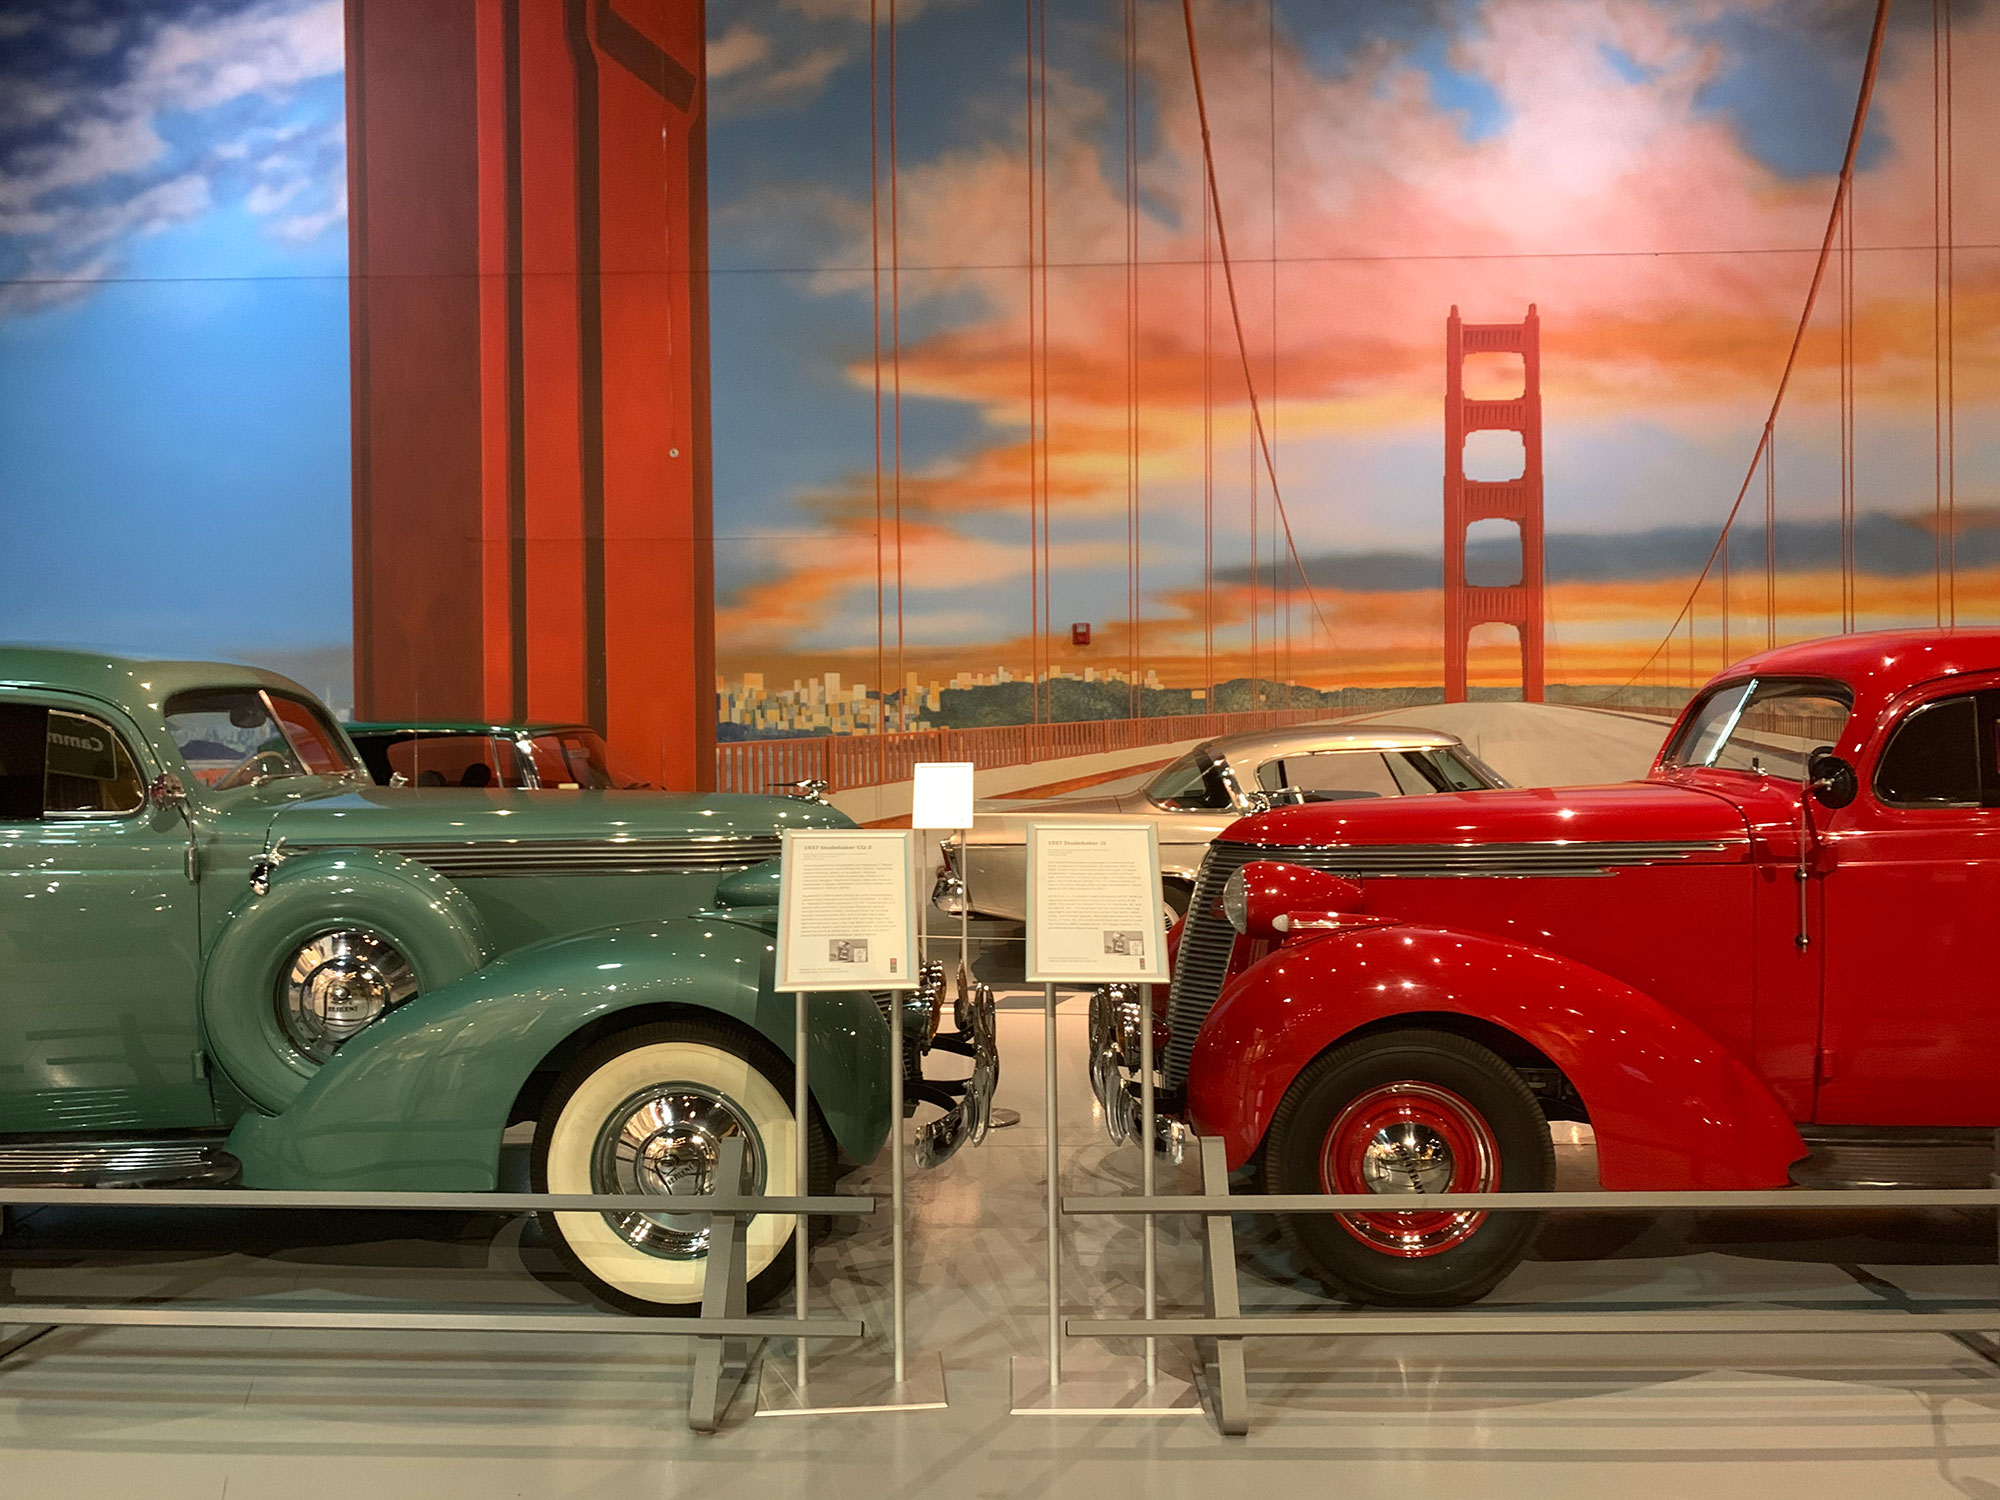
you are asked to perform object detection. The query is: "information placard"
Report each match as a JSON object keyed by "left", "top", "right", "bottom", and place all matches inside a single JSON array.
[
  {"left": 1025, "top": 822, "right": 1167, "bottom": 984},
  {"left": 776, "top": 829, "right": 919, "bottom": 992}
]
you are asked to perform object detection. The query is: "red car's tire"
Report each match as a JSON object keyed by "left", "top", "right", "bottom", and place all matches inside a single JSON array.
[{"left": 1260, "top": 1029, "right": 1553, "bottom": 1306}]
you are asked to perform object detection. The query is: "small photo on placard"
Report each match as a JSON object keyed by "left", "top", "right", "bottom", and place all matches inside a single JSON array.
[
  {"left": 776, "top": 828, "right": 919, "bottom": 992},
  {"left": 1025, "top": 821, "right": 1167, "bottom": 985}
]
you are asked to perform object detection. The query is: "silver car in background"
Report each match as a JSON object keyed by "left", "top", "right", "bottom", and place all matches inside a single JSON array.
[{"left": 937, "top": 722, "right": 1507, "bottom": 929}]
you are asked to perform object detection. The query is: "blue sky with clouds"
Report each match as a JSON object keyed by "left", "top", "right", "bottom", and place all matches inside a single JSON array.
[{"left": 0, "top": 0, "right": 348, "bottom": 691}]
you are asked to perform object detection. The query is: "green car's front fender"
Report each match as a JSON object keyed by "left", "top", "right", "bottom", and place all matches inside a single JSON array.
[{"left": 226, "top": 917, "right": 892, "bottom": 1189}]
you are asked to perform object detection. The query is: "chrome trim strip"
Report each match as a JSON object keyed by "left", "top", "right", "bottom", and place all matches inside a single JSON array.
[
  {"left": 287, "top": 834, "right": 784, "bottom": 878},
  {"left": 0, "top": 1137, "right": 240, "bottom": 1188}
]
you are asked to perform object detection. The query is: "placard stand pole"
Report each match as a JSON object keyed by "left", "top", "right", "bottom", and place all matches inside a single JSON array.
[
  {"left": 758, "top": 828, "right": 945, "bottom": 1417},
  {"left": 1044, "top": 979, "right": 1063, "bottom": 1382},
  {"left": 892, "top": 873, "right": 912, "bottom": 1384},
  {"left": 1010, "top": 820, "right": 1197, "bottom": 1418},
  {"left": 794, "top": 988, "right": 810, "bottom": 1393},
  {"left": 1141, "top": 980, "right": 1157, "bottom": 1387},
  {"left": 1009, "top": 973, "right": 1197, "bottom": 1416}
]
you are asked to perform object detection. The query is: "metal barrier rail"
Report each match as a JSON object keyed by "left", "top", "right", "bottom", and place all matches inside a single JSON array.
[
  {"left": 0, "top": 1159, "right": 875, "bottom": 1433},
  {"left": 1061, "top": 1137, "right": 2000, "bottom": 1435}
]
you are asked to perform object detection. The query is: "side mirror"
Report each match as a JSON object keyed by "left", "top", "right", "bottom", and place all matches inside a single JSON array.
[
  {"left": 148, "top": 772, "right": 189, "bottom": 811},
  {"left": 1806, "top": 750, "right": 1857, "bottom": 810}
]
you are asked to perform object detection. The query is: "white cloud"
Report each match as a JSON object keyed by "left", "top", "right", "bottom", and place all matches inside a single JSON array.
[
  {"left": 708, "top": 22, "right": 772, "bottom": 79},
  {"left": 0, "top": 0, "right": 346, "bottom": 319},
  {"left": 63, "top": 20, "right": 120, "bottom": 57},
  {"left": 712, "top": 44, "right": 848, "bottom": 118}
]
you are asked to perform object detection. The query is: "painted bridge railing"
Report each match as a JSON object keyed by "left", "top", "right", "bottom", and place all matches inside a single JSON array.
[{"left": 713, "top": 707, "right": 1334, "bottom": 795}]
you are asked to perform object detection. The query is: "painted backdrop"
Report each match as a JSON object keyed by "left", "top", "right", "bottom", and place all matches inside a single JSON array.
[{"left": 0, "top": 0, "right": 1993, "bottom": 738}]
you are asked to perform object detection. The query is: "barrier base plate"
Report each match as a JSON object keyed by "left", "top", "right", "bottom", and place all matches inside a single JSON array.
[
  {"left": 755, "top": 1347, "right": 948, "bottom": 1415},
  {"left": 1009, "top": 1353, "right": 1201, "bottom": 1415}
]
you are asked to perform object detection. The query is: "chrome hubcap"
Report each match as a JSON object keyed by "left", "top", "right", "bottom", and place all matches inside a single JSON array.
[
  {"left": 1358, "top": 1123, "right": 1456, "bottom": 1195},
  {"left": 1320, "top": 1081, "right": 1499, "bottom": 1258},
  {"left": 277, "top": 930, "right": 417, "bottom": 1063},
  {"left": 591, "top": 1085, "right": 763, "bottom": 1259}
]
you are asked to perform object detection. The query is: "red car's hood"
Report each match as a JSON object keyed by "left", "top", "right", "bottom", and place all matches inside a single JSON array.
[{"left": 1222, "top": 779, "right": 1748, "bottom": 852}]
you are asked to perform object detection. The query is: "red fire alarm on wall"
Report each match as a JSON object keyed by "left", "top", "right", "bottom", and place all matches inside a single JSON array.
[{"left": 1071, "top": 622, "right": 1091, "bottom": 647}]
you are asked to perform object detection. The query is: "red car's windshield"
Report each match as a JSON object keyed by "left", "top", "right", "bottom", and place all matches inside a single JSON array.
[{"left": 1662, "top": 676, "right": 1853, "bottom": 781}]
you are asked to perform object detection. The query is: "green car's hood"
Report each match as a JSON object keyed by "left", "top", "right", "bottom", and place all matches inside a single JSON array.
[{"left": 265, "top": 784, "right": 851, "bottom": 872}]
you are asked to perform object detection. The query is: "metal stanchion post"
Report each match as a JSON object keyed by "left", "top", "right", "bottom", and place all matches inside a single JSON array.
[
  {"left": 758, "top": 827, "right": 945, "bottom": 1416},
  {"left": 1045, "top": 979, "right": 1062, "bottom": 1384},
  {"left": 795, "top": 988, "right": 810, "bottom": 1393},
  {"left": 893, "top": 885, "right": 911, "bottom": 1384},
  {"left": 1140, "top": 981, "right": 1157, "bottom": 1388},
  {"left": 1011, "top": 976, "right": 1197, "bottom": 1417}
]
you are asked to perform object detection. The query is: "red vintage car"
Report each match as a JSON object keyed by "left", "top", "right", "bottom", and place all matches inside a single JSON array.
[{"left": 1117, "top": 629, "right": 2000, "bottom": 1306}]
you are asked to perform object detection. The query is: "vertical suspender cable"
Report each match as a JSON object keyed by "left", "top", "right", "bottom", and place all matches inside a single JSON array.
[
  {"left": 1942, "top": 0, "right": 1957, "bottom": 625},
  {"left": 1933, "top": 0, "right": 1946, "bottom": 627},
  {"left": 1765, "top": 429, "right": 1777, "bottom": 652},
  {"left": 1202, "top": 165, "right": 1215, "bottom": 713},
  {"left": 890, "top": 0, "right": 906, "bottom": 730},
  {"left": 1839, "top": 180, "right": 1856, "bottom": 633},
  {"left": 1125, "top": 0, "right": 1141, "bottom": 720},
  {"left": 870, "top": 0, "right": 886, "bottom": 766},
  {"left": 1268, "top": 0, "right": 1282, "bottom": 707},
  {"left": 1178, "top": 0, "right": 1339, "bottom": 665},
  {"left": 1605, "top": 0, "right": 1888, "bottom": 693},
  {"left": 1023, "top": 0, "right": 1040, "bottom": 725},
  {"left": 1037, "top": 0, "right": 1052, "bottom": 722}
]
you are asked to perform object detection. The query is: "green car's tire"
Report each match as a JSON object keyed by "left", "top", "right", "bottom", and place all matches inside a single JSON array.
[
  {"left": 199, "top": 850, "right": 489, "bottom": 1112},
  {"left": 532, "top": 1018, "right": 833, "bottom": 1315}
]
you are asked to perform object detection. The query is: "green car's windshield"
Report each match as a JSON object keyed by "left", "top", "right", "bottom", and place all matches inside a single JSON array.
[
  {"left": 522, "top": 729, "right": 625, "bottom": 788},
  {"left": 164, "top": 687, "right": 360, "bottom": 789}
]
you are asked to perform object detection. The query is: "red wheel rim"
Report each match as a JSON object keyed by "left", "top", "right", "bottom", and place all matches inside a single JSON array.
[{"left": 1318, "top": 1080, "right": 1500, "bottom": 1258}]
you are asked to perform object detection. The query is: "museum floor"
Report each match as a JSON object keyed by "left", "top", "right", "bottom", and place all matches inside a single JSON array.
[{"left": 3, "top": 991, "right": 1999, "bottom": 1499}]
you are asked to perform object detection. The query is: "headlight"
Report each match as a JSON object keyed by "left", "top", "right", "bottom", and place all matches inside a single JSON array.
[{"left": 1221, "top": 867, "right": 1249, "bottom": 934}]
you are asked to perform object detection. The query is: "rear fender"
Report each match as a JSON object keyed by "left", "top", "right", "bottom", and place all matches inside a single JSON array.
[
  {"left": 1184, "top": 925, "right": 1803, "bottom": 1187},
  {"left": 227, "top": 918, "right": 890, "bottom": 1189}
]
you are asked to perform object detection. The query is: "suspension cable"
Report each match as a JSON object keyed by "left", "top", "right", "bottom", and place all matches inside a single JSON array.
[
  {"left": 1178, "top": 0, "right": 1336, "bottom": 653},
  {"left": 1606, "top": 0, "right": 1890, "bottom": 693}
]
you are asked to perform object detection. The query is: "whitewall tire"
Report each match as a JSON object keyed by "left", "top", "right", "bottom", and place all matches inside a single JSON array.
[{"left": 531, "top": 1019, "right": 830, "bottom": 1314}]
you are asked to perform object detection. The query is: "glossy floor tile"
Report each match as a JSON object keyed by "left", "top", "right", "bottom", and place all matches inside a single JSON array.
[{"left": 3, "top": 992, "right": 1999, "bottom": 1499}]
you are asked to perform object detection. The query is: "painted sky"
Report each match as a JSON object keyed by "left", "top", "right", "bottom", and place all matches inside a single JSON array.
[
  {"left": 0, "top": 0, "right": 349, "bottom": 700},
  {"left": 706, "top": 0, "right": 2000, "bottom": 692},
  {"left": 0, "top": 0, "right": 1993, "bottom": 717}
]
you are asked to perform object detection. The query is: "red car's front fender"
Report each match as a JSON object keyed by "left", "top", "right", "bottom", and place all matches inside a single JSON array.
[{"left": 1183, "top": 925, "right": 1804, "bottom": 1188}]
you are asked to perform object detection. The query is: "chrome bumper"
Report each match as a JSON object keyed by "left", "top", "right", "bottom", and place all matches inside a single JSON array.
[
  {"left": 913, "top": 963, "right": 1000, "bottom": 1168},
  {"left": 1088, "top": 984, "right": 1186, "bottom": 1163}
]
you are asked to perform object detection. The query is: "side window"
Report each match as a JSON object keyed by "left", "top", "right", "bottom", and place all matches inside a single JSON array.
[
  {"left": 1874, "top": 694, "right": 1983, "bottom": 809},
  {"left": 0, "top": 704, "right": 145, "bottom": 819},
  {"left": 1257, "top": 752, "right": 1402, "bottom": 802},
  {"left": 0, "top": 703, "right": 46, "bottom": 820}
]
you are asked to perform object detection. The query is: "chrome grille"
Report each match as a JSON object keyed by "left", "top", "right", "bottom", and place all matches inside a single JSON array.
[
  {"left": 297, "top": 834, "right": 784, "bottom": 879},
  {"left": 1162, "top": 842, "right": 1259, "bottom": 1088},
  {"left": 1159, "top": 834, "right": 1735, "bottom": 1087}
]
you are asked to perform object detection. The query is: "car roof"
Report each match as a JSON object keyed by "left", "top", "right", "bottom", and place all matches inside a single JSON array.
[
  {"left": 347, "top": 721, "right": 591, "bottom": 737},
  {"left": 1201, "top": 720, "right": 1466, "bottom": 760},
  {"left": 1714, "top": 628, "right": 2000, "bottom": 700},
  {"left": 0, "top": 644, "right": 318, "bottom": 724}
]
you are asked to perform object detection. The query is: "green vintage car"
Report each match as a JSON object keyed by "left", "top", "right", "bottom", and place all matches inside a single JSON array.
[{"left": 0, "top": 648, "right": 995, "bottom": 1312}]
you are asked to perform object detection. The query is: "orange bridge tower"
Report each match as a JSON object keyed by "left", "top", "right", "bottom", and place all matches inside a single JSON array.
[{"left": 1444, "top": 305, "right": 1545, "bottom": 702}]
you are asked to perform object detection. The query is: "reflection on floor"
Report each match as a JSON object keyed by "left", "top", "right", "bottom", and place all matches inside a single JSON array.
[{"left": 3, "top": 992, "right": 1999, "bottom": 1499}]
